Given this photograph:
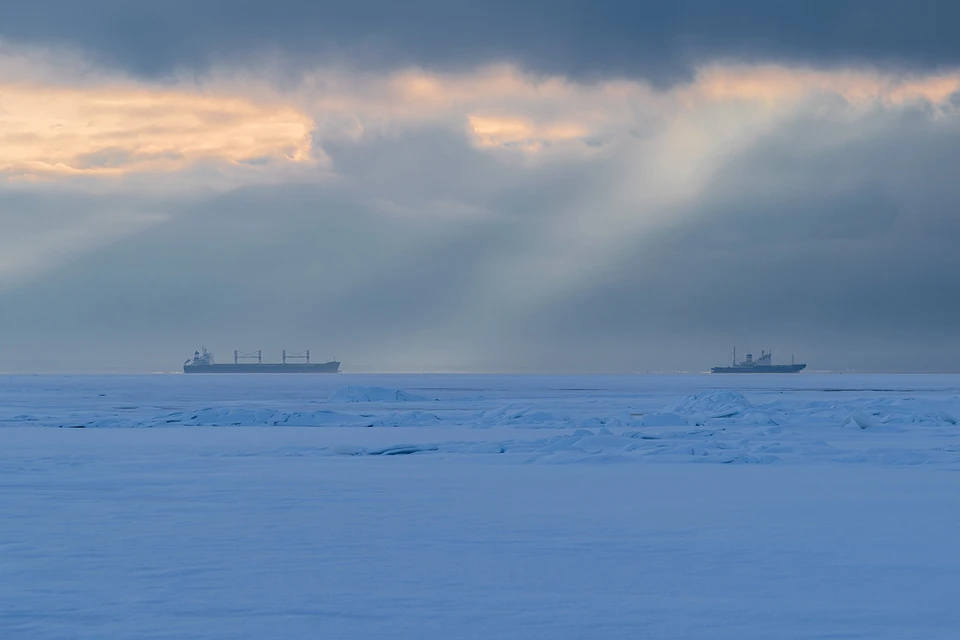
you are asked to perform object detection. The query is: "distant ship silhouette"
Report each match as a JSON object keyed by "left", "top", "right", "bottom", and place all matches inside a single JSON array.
[
  {"left": 711, "top": 348, "right": 805, "bottom": 373},
  {"left": 183, "top": 347, "right": 340, "bottom": 373}
]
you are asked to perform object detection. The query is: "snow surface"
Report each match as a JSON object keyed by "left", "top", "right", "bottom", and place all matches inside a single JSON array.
[{"left": 2, "top": 374, "right": 960, "bottom": 638}]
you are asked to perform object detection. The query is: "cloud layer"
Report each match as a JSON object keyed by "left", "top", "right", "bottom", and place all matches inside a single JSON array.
[
  {"left": 1, "top": 1, "right": 957, "bottom": 83},
  {"left": 2, "top": 15, "right": 960, "bottom": 373},
  {"left": 0, "top": 83, "right": 313, "bottom": 178}
]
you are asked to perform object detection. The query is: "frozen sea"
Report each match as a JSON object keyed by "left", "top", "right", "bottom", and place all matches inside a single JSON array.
[{"left": 2, "top": 373, "right": 960, "bottom": 638}]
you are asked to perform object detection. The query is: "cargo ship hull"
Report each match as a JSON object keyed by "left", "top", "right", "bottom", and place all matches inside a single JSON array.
[
  {"left": 711, "top": 348, "right": 805, "bottom": 373},
  {"left": 711, "top": 364, "right": 806, "bottom": 373},
  {"left": 183, "top": 348, "right": 339, "bottom": 373},
  {"left": 184, "top": 361, "right": 340, "bottom": 373}
]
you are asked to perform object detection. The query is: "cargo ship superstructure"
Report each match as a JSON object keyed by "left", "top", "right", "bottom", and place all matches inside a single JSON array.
[
  {"left": 183, "top": 347, "right": 340, "bottom": 373},
  {"left": 711, "top": 348, "right": 805, "bottom": 373}
]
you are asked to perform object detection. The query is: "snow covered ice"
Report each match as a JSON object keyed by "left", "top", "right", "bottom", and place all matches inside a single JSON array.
[{"left": 2, "top": 373, "right": 960, "bottom": 638}]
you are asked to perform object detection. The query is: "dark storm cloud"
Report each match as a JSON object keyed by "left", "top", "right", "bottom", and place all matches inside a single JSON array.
[{"left": 0, "top": 1, "right": 956, "bottom": 82}]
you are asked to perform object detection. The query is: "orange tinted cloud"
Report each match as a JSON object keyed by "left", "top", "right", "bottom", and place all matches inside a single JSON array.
[
  {"left": 0, "top": 82, "right": 315, "bottom": 178},
  {"left": 295, "top": 64, "right": 647, "bottom": 150},
  {"left": 299, "top": 63, "right": 960, "bottom": 158},
  {"left": 467, "top": 115, "right": 590, "bottom": 151},
  {"left": 3, "top": 49, "right": 960, "bottom": 183},
  {"left": 690, "top": 64, "right": 960, "bottom": 108}
]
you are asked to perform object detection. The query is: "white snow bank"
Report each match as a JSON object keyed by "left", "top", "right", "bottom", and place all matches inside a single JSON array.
[
  {"left": 634, "top": 412, "right": 689, "bottom": 427},
  {"left": 327, "top": 386, "right": 429, "bottom": 403},
  {"left": 842, "top": 410, "right": 877, "bottom": 430},
  {"left": 670, "top": 390, "right": 754, "bottom": 419},
  {"left": 474, "top": 406, "right": 573, "bottom": 428},
  {"left": 9, "top": 373, "right": 960, "bottom": 466},
  {"left": 85, "top": 408, "right": 371, "bottom": 428},
  {"left": 665, "top": 390, "right": 779, "bottom": 426},
  {"left": 6, "top": 428, "right": 960, "bottom": 640},
  {"left": 369, "top": 411, "right": 444, "bottom": 427}
]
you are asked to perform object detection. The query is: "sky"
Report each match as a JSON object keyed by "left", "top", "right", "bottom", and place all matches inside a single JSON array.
[{"left": 2, "top": 1, "right": 959, "bottom": 373}]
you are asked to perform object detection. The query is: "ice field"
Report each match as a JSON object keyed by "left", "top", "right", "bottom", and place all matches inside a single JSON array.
[{"left": 2, "top": 373, "right": 960, "bottom": 638}]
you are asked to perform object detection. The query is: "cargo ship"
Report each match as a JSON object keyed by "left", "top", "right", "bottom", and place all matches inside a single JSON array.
[
  {"left": 711, "top": 348, "right": 805, "bottom": 373},
  {"left": 183, "top": 347, "right": 340, "bottom": 373}
]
